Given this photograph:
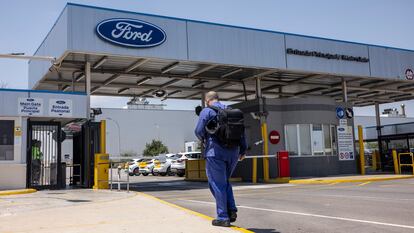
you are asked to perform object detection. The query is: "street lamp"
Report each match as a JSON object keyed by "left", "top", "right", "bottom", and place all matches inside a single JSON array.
[{"left": 106, "top": 117, "right": 121, "bottom": 156}]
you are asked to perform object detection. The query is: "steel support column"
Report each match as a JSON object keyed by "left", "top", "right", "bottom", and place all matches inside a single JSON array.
[
  {"left": 375, "top": 102, "right": 384, "bottom": 169},
  {"left": 342, "top": 79, "right": 348, "bottom": 103},
  {"left": 85, "top": 62, "right": 91, "bottom": 119},
  {"left": 256, "top": 77, "right": 269, "bottom": 182}
]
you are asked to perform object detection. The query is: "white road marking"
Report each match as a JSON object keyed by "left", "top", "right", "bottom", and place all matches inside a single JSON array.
[
  {"left": 185, "top": 200, "right": 414, "bottom": 230},
  {"left": 233, "top": 184, "right": 295, "bottom": 190}
]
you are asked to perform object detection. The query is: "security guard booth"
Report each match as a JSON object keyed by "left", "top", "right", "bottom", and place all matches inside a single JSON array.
[{"left": 0, "top": 88, "right": 92, "bottom": 190}]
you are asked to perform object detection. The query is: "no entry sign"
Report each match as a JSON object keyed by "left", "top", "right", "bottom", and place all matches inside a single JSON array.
[{"left": 269, "top": 130, "right": 280, "bottom": 144}]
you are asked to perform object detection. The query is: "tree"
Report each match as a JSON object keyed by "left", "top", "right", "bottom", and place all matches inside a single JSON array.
[{"left": 143, "top": 139, "right": 168, "bottom": 157}]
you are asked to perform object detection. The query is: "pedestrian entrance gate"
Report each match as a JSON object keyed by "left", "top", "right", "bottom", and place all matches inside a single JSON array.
[{"left": 27, "top": 121, "right": 62, "bottom": 189}]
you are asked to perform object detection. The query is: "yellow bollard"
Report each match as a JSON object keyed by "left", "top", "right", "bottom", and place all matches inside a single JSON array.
[
  {"left": 392, "top": 149, "right": 400, "bottom": 174},
  {"left": 358, "top": 126, "right": 365, "bottom": 175},
  {"left": 252, "top": 157, "right": 257, "bottom": 184},
  {"left": 261, "top": 122, "right": 269, "bottom": 182},
  {"left": 100, "top": 120, "right": 106, "bottom": 154}
]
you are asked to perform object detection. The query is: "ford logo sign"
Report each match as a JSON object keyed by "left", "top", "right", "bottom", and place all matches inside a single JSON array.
[
  {"left": 338, "top": 127, "right": 345, "bottom": 132},
  {"left": 56, "top": 101, "right": 66, "bottom": 104},
  {"left": 96, "top": 18, "right": 166, "bottom": 48}
]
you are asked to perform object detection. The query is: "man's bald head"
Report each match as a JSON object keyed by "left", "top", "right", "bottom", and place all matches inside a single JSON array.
[
  {"left": 205, "top": 91, "right": 219, "bottom": 107},
  {"left": 205, "top": 91, "right": 219, "bottom": 101}
]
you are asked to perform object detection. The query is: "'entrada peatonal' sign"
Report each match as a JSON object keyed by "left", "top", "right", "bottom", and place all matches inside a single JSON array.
[
  {"left": 286, "top": 48, "right": 369, "bottom": 63},
  {"left": 96, "top": 18, "right": 166, "bottom": 48}
]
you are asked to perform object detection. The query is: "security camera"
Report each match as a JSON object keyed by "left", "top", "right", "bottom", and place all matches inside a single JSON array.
[
  {"left": 250, "top": 112, "right": 261, "bottom": 120},
  {"left": 152, "top": 89, "right": 167, "bottom": 98}
]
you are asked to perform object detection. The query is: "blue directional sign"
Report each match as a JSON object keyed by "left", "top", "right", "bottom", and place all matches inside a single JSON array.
[{"left": 336, "top": 107, "right": 345, "bottom": 119}]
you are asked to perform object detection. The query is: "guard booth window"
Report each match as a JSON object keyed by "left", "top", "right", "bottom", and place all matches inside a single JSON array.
[
  {"left": 0, "top": 120, "right": 14, "bottom": 161},
  {"left": 285, "top": 124, "right": 337, "bottom": 156}
]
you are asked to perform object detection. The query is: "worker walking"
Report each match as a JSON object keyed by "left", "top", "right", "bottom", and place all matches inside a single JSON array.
[
  {"left": 195, "top": 91, "right": 247, "bottom": 227},
  {"left": 31, "top": 140, "right": 43, "bottom": 185}
]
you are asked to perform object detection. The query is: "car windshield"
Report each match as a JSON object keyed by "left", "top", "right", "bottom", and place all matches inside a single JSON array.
[
  {"left": 168, "top": 154, "right": 181, "bottom": 160},
  {"left": 187, "top": 153, "right": 201, "bottom": 159}
]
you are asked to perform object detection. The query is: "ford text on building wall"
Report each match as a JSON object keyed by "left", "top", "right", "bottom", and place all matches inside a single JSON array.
[{"left": 96, "top": 18, "right": 166, "bottom": 48}]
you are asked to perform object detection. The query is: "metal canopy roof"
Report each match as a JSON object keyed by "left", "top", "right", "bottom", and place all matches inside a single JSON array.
[{"left": 37, "top": 52, "right": 414, "bottom": 107}]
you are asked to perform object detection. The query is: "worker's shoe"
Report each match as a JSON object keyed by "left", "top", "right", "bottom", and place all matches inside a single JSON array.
[
  {"left": 229, "top": 211, "right": 237, "bottom": 223},
  {"left": 212, "top": 219, "right": 231, "bottom": 227}
]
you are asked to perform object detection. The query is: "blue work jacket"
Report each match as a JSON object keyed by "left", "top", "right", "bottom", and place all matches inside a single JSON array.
[{"left": 195, "top": 102, "right": 247, "bottom": 161}]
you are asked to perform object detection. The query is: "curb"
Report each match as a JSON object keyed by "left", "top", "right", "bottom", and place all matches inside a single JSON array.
[
  {"left": 289, "top": 175, "right": 414, "bottom": 184},
  {"left": 138, "top": 192, "right": 254, "bottom": 233},
  {"left": 0, "top": 188, "right": 37, "bottom": 196}
]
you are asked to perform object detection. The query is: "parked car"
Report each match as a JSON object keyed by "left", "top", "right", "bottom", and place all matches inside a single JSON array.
[
  {"left": 128, "top": 158, "right": 145, "bottom": 176},
  {"left": 153, "top": 154, "right": 181, "bottom": 176},
  {"left": 170, "top": 152, "right": 202, "bottom": 177},
  {"left": 138, "top": 158, "right": 156, "bottom": 176}
]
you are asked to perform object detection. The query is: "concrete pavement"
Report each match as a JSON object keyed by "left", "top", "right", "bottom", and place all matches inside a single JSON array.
[
  {"left": 0, "top": 189, "right": 248, "bottom": 233},
  {"left": 129, "top": 175, "right": 414, "bottom": 233}
]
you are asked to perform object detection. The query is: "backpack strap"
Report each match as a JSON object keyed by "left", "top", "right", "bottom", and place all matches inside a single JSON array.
[{"left": 208, "top": 105, "right": 221, "bottom": 112}]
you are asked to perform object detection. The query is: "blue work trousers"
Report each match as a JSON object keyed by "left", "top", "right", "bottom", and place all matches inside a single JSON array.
[{"left": 206, "top": 156, "right": 239, "bottom": 221}]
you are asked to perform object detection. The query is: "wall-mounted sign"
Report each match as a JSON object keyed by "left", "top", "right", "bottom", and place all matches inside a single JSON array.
[
  {"left": 18, "top": 98, "right": 43, "bottom": 116},
  {"left": 337, "top": 126, "right": 355, "bottom": 161},
  {"left": 49, "top": 99, "right": 72, "bottom": 117},
  {"left": 406, "top": 68, "right": 414, "bottom": 80},
  {"left": 336, "top": 107, "right": 345, "bottom": 119},
  {"left": 96, "top": 18, "right": 166, "bottom": 48},
  {"left": 269, "top": 130, "right": 280, "bottom": 144},
  {"left": 345, "top": 108, "right": 354, "bottom": 119},
  {"left": 14, "top": 126, "right": 22, "bottom": 136},
  {"left": 286, "top": 48, "right": 369, "bottom": 63}
]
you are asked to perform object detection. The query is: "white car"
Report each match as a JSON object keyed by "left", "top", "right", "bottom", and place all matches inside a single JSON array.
[
  {"left": 138, "top": 158, "right": 156, "bottom": 176},
  {"left": 170, "top": 152, "right": 202, "bottom": 177},
  {"left": 153, "top": 154, "right": 181, "bottom": 176},
  {"left": 128, "top": 158, "right": 145, "bottom": 176}
]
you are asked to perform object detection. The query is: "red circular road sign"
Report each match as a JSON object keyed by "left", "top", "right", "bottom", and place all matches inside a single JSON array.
[{"left": 269, "top": 130, "right": 280, "bottom": 144}]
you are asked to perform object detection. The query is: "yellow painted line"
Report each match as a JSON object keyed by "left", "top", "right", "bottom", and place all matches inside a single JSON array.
[
  {"left": 0, "top": 189, "right": 37, "bottom": 196},
  {"left": 327, "top": 182, "right": 339, "bottom": 186},
  {"left": 138, "top": 192, "right": 254, "bottom": 233},
  {"left": 358, "top": 181, "right": 371, "bottom": 186},
  {"left": 289, "top": 175, "right": 414, "bottom": 184}
]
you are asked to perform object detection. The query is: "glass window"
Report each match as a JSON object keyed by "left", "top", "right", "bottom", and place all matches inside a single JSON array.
[
  {"left": 285, "top": 124, "right": 338, "bottom": 156},
  {"left": 312, "top": 124, "right": 324, "bottom": 155},
  {"left": 331, "top": 125, "right": 337, "bottom": 156},
  {"left": 285, "top": 125, "right": 298, "bottom": 156},
  {"left": 323, "top": 124, "right": 332, "bottom": 155},
  {"left": 0, "top": 120, "right": 14, "bottom": 161},
  {"left": 299, "top": 124, "right": 311, "bottom": 155}
]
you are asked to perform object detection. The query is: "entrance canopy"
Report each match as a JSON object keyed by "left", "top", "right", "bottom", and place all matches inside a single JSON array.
[{"left": 29, "top": 3, "right": 414, "bottom": 107}]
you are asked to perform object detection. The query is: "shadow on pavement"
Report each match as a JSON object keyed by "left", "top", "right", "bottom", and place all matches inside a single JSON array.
[
  {"left": 125, "top": 180, "right": 209, "bottom": 192},
  {"left": 248, "top": 228, "right": 281, "bottom": 233}
]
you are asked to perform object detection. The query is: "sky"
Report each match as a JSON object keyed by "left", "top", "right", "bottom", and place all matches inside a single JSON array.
[{"left": 0, "top": 0, "right": 413, "bottom": 115}]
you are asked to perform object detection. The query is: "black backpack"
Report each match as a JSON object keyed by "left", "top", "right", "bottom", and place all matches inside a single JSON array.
[{"left": 205, "top": 106, "right": 245, "bottom": 148}]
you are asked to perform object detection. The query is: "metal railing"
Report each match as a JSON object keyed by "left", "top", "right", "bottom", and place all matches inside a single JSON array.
[{"left": 108, "top": 161, "right": 130, "bottom": 192}]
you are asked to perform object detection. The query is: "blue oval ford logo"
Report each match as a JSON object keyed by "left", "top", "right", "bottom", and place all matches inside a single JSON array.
[
  {"left": 96, "top": 18, "right": 166, "bottom": 48},
  {"left": 338, "top": 127, "right": 345, "bottom": 132},
  {"left": 56, "top": 101, "right": 66, "bottom": 104}
]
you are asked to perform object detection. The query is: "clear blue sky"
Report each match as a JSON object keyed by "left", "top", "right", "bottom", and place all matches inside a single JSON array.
[{"left": 0, "top": 0, "right": 413, "bottom": 115}]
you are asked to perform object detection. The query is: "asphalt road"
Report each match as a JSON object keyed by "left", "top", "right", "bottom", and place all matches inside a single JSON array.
[{"left": 128, "top": 175, "right": 414, "bottom": 233}]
